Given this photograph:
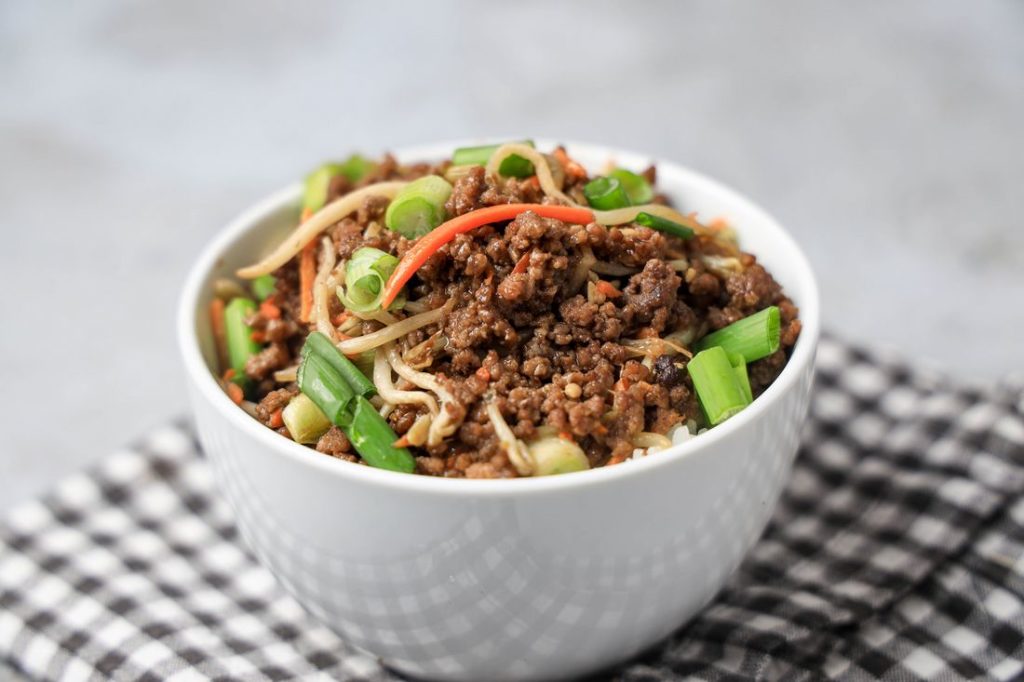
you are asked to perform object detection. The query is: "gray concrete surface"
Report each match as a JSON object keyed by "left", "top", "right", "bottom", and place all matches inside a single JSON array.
[{"left": 1, "top": 0, "right": 1022, "bottom": 511}]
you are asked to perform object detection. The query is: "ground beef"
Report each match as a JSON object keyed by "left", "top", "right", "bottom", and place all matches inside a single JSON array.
[{"left": 227, "top": 151, "right": 801, "bottom": 476}]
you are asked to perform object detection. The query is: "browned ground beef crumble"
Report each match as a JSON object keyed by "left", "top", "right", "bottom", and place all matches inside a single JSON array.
[{"left": 239, "top": 152, "right": 801, "bottom": 478}]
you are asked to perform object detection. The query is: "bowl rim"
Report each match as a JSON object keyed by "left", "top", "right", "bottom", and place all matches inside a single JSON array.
[{"left": 177, "top": 138, "right": 820, "bottom": 497}]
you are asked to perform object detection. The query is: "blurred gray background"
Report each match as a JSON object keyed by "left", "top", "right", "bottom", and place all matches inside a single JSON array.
[{"left": 1, "top": 0, "right": 1022, "bottom": 511}]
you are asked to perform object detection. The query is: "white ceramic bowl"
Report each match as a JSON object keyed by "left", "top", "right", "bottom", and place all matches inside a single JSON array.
[{"left": 178, "top": 141, "right": 819, "bottom": 681}]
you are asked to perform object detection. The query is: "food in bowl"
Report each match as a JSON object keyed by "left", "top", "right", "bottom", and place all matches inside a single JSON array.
[{"left": 209, "top": 141, "right": 801, "bottom": 478}]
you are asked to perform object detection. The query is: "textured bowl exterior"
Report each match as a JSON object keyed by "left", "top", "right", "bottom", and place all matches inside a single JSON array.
[{"left": 179, "top": 141, "right": 820, "bottom": 681}]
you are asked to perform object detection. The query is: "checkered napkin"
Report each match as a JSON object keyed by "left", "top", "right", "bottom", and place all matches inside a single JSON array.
[{"left": 2, "top": 337, "right": 1023, "bottom": 682}]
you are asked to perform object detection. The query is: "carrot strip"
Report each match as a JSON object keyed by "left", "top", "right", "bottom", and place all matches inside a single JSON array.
[
  {"left": 298, "top": 241, "right": 316, "bottom": 323},
  {"left": 595, "top": 280, "right": 621, "bottom": 298},
  {"left": 554, "top": 148, "right": 586, "bottom": 180},
  {"left": 260, "top": 299, "right": 281, "bottom": 320},
  {"left": 209, "top": 298, "right": 228, "bottom": 371},
  {"left": 606, "top": 452, "right": 628, "bottom": 466},
  {"left": 269, "top": 408, "right": 284, "bottom": 429},
  {"left": 380, "top": 204, "right": 594, "bottom": 309},
  {"left": 297, "top": 207, "right": 317, "bottom": 323},
  {"left": 392, "top": 435, "right": 411, "bottom": 448},
  {"left": 226, "top": 383, "right": 244, "bottom": 405},
  {"left": 222, "top": 368, "right": 236, "bottom": 382},
  {"left": 332, "top": 311, "right": 350, "bottom": 326}
]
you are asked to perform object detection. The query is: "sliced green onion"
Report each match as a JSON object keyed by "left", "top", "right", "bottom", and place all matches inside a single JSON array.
[
  {"left": 337, "top": 154, "right": 375, "bottom": 182},
  {"left": 350, "top": 350, "right": 375, "bottom": 382},
  {"left": 635, "top": 212, "right": 695, "bottom": 240},
  {"left": 281, "top": 393, "right": 332, "bottom": 444},
  {"left": 583, "top": 177, "right": 631, "bottom": 210},
  {"left": 729, "top": 352, "right": 753, "bottom": 404},
  {"left": 302, "top": 156, "right": 377, "bottom": 214},
  {"left": 305, "top": 331, "right": 376, "bottom": 398},
  {"left": 527, "top": 436, "right": 590, "bottom": 476},
  {"left": 687, "top": 346, "right": 751, "bottom": 426},
  {"left": 452, "top": 140, "right": 536, "bottom": 178},
  {"left": 251, "top": 274, "right": 276, "bottom": 301},
  {"left": 608, "top": 168, "right": 654, "bottom": 205},
  {"left": 384, "top": 175, "right": 453, "bottom": 239},
  {"left": 343, "top": 396, "right": 415, "bottom": 473},
  {"left": 336, "top": 247, "right": 399, "bottom": 313},
  {"left": 297, "top": 349, "right": 355, "bottom": 427},
  {"left": 303, "top": 163, "right": 345, "bottom": 213},
  {"left": 693, "top": 306, "right": 781, "bottom": 362},
  {"left": 224, "top": 297, "right": 260, "bottom": 387}
]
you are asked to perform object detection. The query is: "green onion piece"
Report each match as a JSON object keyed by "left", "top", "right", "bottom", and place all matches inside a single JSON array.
[
  {"left": 343, "top": 396, "right": 415, "bottom": 473},
  {"left": 729, "top": 352, "right": 753, "bottom": 404},
  {"left": 251, "top": 274, "right": 276, "bottom": 301},
  {"left": 497, "top": 154, "right": 535, "bottom": 178},
  {"left": 687, "top": 346, "right": 751, "bottom": 426},
  {"left": 336, "top": 247, "right": 399, "bottom": 313},
  {"left": 693, "top": 306, "right": 781, "bottom": 362},
  {"left": 452, "top": 140, "right": 535, "bottom": 168},
  {"left": 583, "top": 176, "right": 631, "bottom": 210},
  {"left": 281, "top": 393, "right": 332, "bottom": 444},
  {"left": 384, "top": 175, "right": 453, "bottom": 239},
  {"left": 351, "top": 351, "right": 375, "bottom": 382},
  {"left": 297, "top": 349, "right": 355, "bottom": 427},
  {"left": 305, "top": 331, "right": 376, "bottom": 398},
  {"left": 338, "top": 154, "right": 375, "bottom": 182},
  {"left": 303, "top": 163, "right": 345, "bottom": 213},
  {"left": 224, "top": 298, "right": 260, "bottom": 387},
  {"left": 634, "top": 212, "right": 695, "bottom": 240},
  {"left": 608, "top": 168, "right": 654, "bottom": 205},
  {"left": 528, "top": 436, "right": 590, "bottom": 476}
]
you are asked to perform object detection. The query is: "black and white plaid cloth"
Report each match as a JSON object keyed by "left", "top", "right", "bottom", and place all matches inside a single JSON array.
[{"left": 2, "top": 337, "right": 1023, "bottom": 681}]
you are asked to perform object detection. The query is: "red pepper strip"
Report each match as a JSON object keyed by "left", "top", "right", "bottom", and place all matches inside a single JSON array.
[{"left": 380, "top": 204, "right": 594, "bottom": 309}]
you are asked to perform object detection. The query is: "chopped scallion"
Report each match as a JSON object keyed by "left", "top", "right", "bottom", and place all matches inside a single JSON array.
[
  {"left": 343, "top": 396, "right": 415, "bottom": 473},
  {"left": 608, "top": 168, "right": 654, "bottom": 204},
  {"left": 687, "top": 346, "right": 751, "bottom": 426},
  {"left": 635, "top": 212, "right": 695, "bottom": 240},
  {"left": 693, "top": 306, "right": 781, "bottom": 362},
  {"left": 729, "top": 352, "right": 753, "bottom": 404},
  {"left": 251, "top": 274, "right": 276, "bottom": 301},
  {"left": 452, "top": 140, "right": 536, "bottom": 178},
  {"left": 336, "top": 247, "right": 400, "bottom": 313},
  {"left": 224, "top": 297, "right": 260, "bottom": 387},
  {"left": 302, "top": 156, "right": 377, "bottom": 213},
  {"left": 297, "top": 348, "right": 355, "bottom": 427},
  {"left": 384, "top": 175, "right": 453, "bottom": 239},
  {"left": 281, "top": 393, "right": 332, "bottom": 444},
  {"left": 583, "top": 176, "right": 631, "bottom": 210},
  {"left": 305, "top": 331, "right": 376, "bottom": 398}
]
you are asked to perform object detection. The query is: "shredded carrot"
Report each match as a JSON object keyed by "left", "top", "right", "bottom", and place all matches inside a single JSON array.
[
  {"left": 209, "top": 299, "right": 228, "bottom": 371},
  {"left": 269, "top": 408, "right": 284, "bottom": 429},
  {"left": 250, "top": 330, "right": 266, "bottom": 344},
  {"left": 475, "top": 367, "right": 491, "bottom": 383},
  {"left": 298, "top": 240, "right": 316, "bottom": 323},
  {"left": 297, "top": 207, "right": 317, "bottom": 323},
  {"left": 554, "top": 147, "right": 587, "bottom": 180},
  {"left": 558, "top": 431, "right": 574, "bottom": 442},
  {"left": 222, "top": 368, "right": 236, "bottom": 382},
  {"left": 392, "top": 435, "right": 411, "bottom": 448},
  {"left": 524, "top": 175, "right": 541, "bottom": 190},
  {"left": 606, "top": 453, "right": 628, "bottom": 466},
  {"left": 226, "top": 383, "right": 244, "bottom": 405},
  {"left": 260, "top": 299, "right": 281, "bottom": 319},
  {"left": 332, "top": 312, "right": 350, "bottom": 326},
  {"left": 595, "top": 280, "right": 621, "bottom": 298},
  {"left": 380, "top": 204, "right": 595, "bottom": 309},
  {"left": 512, "top": 250, "right": 532, "bottom": 274}
]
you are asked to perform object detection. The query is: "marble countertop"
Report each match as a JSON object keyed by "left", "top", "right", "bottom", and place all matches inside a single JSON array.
[{"left": 2, "top": 0, "right": 1022, "bottom": 511}]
